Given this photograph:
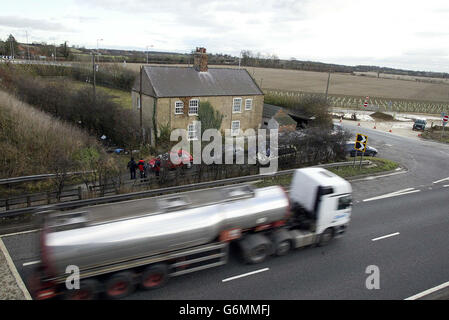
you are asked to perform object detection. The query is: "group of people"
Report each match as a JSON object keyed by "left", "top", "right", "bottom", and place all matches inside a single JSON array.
[{"left": 127, "top": 158, "right": 148, "bottom": 179}]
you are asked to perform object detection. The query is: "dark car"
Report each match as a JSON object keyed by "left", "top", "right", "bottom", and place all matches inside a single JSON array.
[
  {"left": 412, "top": 119, "right": 426, "bottom": 131},
  {"left": 148, "top": 150, "right": 193, "bottom": 173},
  {"left": 345, "top": 142, "right": 378, "bottom": 157}
]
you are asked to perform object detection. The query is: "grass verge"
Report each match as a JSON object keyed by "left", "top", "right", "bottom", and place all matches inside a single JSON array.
[
  {"left": 420, "top": 129, "right": 449, "bottom": 144},
  {"left": 254, "top": 157, "right": 399, "bottom": 188}
]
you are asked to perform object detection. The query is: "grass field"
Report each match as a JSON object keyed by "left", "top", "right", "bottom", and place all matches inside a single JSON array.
[
  {"left": 51, "top": 78, "right": 133, "bottom": 109},
  {"left": 117, "top": 62, "right": 449, "bottom": 103}
]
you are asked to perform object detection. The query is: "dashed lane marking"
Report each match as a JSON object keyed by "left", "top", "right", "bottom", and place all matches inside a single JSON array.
[
  {"left": 371, "top": 232, "right": 400, "bottom": 242},
  {"left": 222, "top": 268, "right": 269, "bottom": 283}
]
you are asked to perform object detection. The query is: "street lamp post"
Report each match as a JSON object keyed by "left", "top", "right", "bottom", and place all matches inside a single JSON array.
[
  {"left": 96, "top": 38, "right": 103, "bottom": 62},
  {"left": 146, "top": 45, "right": 153, "bottom": 64}
]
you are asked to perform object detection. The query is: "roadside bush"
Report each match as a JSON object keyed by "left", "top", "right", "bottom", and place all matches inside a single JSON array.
[
  {"left": 0, "top": 65, "right": 146, "bottom": 148},
  {"left": 0, "top": 90, "right": 101, "bottom": 178}
]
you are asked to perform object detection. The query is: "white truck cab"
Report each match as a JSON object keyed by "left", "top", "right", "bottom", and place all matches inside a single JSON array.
[{"left": 289, "top": 167, "right": 352, "bottom": 243}]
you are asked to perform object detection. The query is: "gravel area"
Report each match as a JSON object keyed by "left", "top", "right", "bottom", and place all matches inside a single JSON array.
[{"left": 0, "top": 239, "right": 30, "bottom": 300}]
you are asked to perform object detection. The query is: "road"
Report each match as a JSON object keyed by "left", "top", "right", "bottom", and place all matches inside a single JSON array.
[{"left": 1, "top": 123, "right": 449, "bottom": 299}]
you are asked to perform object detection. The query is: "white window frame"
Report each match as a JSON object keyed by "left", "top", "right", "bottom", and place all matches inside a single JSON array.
[
  {"left": 231, "top": 120, "right": 240, "bottom": 136},
  {"left": 189, "top": 99, "right": 199, "bottom": 116},
  {"left": 187, "top": 123, "right": 198, "bottom": 141},
  {"left": 233, "top": 98, "right": 242, "bottom": 113},
  {"left": 174, "top": 101, "right": 184, "bottom": 114},
  {"left": 245, "top": 98, "right": 253, "bottom": 111}
]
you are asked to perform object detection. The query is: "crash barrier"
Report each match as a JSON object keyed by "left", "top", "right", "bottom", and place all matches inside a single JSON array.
[
  {"left": 0, "top": 171, "right": 95, "bottom": 185},
  {"left": 0, "top": 160, "right": 370, "bottom": 218}
]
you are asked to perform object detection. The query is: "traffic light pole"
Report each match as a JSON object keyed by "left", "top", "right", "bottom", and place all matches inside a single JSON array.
[{"left": 359, "top": 150, "right": 364, "bottom": 169}]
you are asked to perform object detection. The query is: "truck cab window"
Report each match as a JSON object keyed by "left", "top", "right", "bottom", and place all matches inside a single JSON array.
[{"left": 337, "top": 195, "right": 352, "bottom": 210}]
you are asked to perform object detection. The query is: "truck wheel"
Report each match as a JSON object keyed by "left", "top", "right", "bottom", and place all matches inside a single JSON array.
[
  {"left": 317, "top": 228, "right": 334, "bottom": 247},
  {"left": 270, "top": 229, "right": 293, "bottom": 257},
  {"left": 249, "top": 244, "right": 269, "bottom": 264},
  {"left": 64, "top": 279, "right": 99, "bottom": 300},
  {"left": 140, "top": 264, "right": 168, "bottom": 290},
  {"left": 239, "top": 234, "right": 272, "bottom": 264},
  {"left": 274, "top": 239, "right": 291, "bottom": 256},
  {"left": 104, "top": 272, "right": 135, "bottom": 299}
]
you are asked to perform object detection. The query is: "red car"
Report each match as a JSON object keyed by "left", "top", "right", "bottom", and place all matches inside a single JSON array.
[{"left": 148, "top": 150, "right": 193, "bottom": 172}]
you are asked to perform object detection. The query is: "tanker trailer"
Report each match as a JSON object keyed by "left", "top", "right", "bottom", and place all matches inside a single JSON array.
[{"left": 30, "top": 167, "right": 352, "bottom": 300}]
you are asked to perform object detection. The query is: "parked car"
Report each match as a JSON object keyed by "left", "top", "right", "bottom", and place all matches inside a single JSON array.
[
  {"left": 345, "top": 142, "right": 378, "bottom": 157},
  {"left": 148, "top": 150, "right": 193, "bottom": 172},
  {"left": 412, "top": 119, "right": 426, "bottom": 131}
]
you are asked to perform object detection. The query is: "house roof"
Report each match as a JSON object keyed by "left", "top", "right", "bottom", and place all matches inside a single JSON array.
[
  {"left": 263, "top": 103, "right": 297, "bottom": 127},
  {"left": 275, "top": 114, "right": 297, "bottom": 126},
  {"left": 262, "top": 103, "right": 282, "bottom": 119},
  {"left": 263, "top": 103, "right": 313, "bottom": 121},
  {"left": 133, "top": 66, "right": 264, "bottom": 98}
]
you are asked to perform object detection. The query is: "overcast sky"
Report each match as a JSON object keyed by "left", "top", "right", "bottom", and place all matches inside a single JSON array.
[{"left": 2, "top": 0, "right": 449, "bottom": 72}]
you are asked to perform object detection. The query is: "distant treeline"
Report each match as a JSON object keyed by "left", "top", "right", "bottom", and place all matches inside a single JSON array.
[{"left": 4, "top": 31, "right": 449, "bottom": 80}]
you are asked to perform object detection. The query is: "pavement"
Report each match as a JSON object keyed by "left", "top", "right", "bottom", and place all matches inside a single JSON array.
[{"left": 0, "top": 238, "right": 31, "bottom": 300}]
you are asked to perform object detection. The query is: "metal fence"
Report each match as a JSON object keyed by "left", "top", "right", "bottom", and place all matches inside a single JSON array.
[{"left": 0, "top": 160, "right": 370, "bottom": 219}]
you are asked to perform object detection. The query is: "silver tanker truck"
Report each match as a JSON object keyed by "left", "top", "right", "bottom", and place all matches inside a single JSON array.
[{"left": 30, "top": 167, "right": 352, "bottom": 300}]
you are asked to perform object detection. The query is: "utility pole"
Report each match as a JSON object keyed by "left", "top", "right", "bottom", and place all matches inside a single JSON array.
[
  {"left": 238, "top": 51, "right": 242, "bottom": 69},
  {"left": 92, "top": 53, "right": 96, "bottom": 105},
  {"left": 25, "top": 31, "right": 30, "bottom": 60},
  {"left": 325, "top": 71, "right": 331, "bottom": 102},
  {"left": 96, "top": 39, "right": 103, "bottom": 63},
  {"left": 140, "top": 65, "right": 143, "bottom": 142}
]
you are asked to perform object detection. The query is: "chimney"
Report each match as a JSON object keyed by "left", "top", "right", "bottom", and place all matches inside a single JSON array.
[{"left": 193, "top": 47, "right": 208, "bottom": 72}]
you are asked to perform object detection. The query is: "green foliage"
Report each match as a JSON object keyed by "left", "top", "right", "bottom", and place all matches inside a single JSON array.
[
  {"left": 72, "top": 146, "right": 101, "bottom": 165},
  {"left": 157, "top": 122, "right": 172, "bottom": 152},
  {"left": 197, "top": 101, "right": 224, "bottom": 136}
]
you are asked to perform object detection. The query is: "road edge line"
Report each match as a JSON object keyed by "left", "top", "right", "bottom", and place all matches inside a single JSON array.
[
  {"left": 0, "top": 238, "right": 32, "bottom": 300},
  {"left": 405, "top": 280, "right": 449, "bottom": 300}
]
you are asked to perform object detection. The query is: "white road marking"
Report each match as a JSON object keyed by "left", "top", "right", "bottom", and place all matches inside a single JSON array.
[
  {"left": 222, "top": 268, "right": 269, "bottom": 283},
  {"left": 23, "top": 260, "right": 41, "bottom": 267},
  {"left": 0, "top": 229, "right": 40, "bottom": 238},
  {"left": 0, "top": 238, "right": 32, "bottom": 300},
  {"left": 433, "top": 177, "right": 449, "bottom": 184},
  {"left": 351, "top": 169, "right": 406, "bottom": 182},
  {"left": 371, "top": 232, "right": 400, "bottom": 242},
  {"left": 363, "top": 188, "right": 420, "bottom": 202},
  {"left": 405, "top": 280, "right": 449, "bottom": 300}
]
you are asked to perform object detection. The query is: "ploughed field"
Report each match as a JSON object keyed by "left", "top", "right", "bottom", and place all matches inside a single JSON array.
[{"left": 118, "top": 63, "right": 449, "bottom": 114}]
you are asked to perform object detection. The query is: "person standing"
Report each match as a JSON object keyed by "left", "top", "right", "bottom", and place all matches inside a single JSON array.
[
  {"left": 138, "top": 158, "right": 146, "bottom": 179},
  {"left": 127, "top": 157, "right": 137, "bottom": 180}
]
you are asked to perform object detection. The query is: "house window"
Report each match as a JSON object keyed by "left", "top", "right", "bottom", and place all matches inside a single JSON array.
[
  {"left": 175, "top": 101, "right": 184, "bottom": 114},
  {"left": 189, "top": 99, "right": 199, "bottom": 115},
  {"left": 233, "top": 98, "right": 242, "bottom": 113},
  {"left": 188, "top": 123, "right": 198, "bottom": 140},
  {"left": 245, "top": 99, "right": 253, "bottom": 110},
  {"left": 231, "top": 120, "right": 240, "bottom": 136}
]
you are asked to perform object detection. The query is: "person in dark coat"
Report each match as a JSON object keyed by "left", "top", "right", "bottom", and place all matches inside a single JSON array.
[
  {"left": 127, "top": 157, "right": 137, "bottom": 179},
  {"left": 138, "top": 159, "right": 146, "bottom": 178}
]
